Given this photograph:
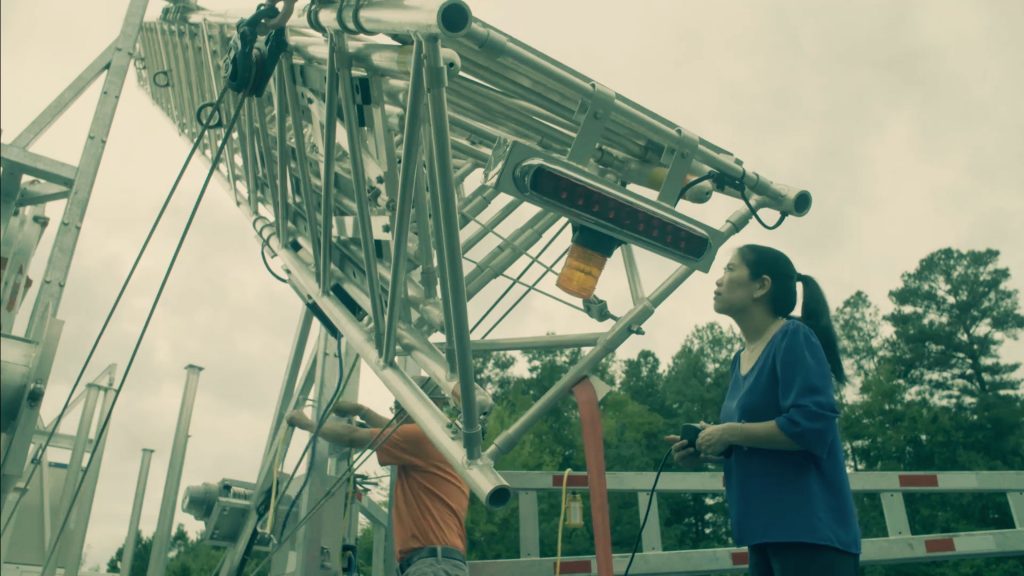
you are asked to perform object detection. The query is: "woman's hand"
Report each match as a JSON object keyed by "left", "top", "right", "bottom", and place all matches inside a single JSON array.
[
  {"left": 696, "top": 422, "right": 737, "bottom": 457},
  {"left": 665, "top": 434, "right": 700, "bottom": 468}
]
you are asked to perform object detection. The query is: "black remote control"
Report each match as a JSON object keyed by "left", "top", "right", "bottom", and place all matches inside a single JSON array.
[{"left": 679, "top": 423, "right": 702, "bottom": 453}]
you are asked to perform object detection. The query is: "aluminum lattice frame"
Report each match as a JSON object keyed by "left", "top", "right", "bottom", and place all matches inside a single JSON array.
[{"left": 133, "top": 0, "right": 813, "bottom": 518}]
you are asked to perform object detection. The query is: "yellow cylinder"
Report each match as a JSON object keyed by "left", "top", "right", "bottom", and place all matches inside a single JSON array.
[{"left": 556, "top": 243, "right": 609, "bottom": 299}]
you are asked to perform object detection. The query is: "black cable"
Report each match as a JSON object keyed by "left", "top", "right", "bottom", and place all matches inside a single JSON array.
[
  {"left": 738, "top": 185, "right": 788, "bottom": 230},
  {"left": 480, "top": 246, "right": 570, "bottom": 340},
  {"left": 38, "top": 96, "right": 247, "bottom": 575},
  {"left": 623, "top": 449, "right": 673, "bottom": 576},
  {"left": 470, "top": 220, "right": 570, "bottom": 336},
  {"left": 677, "top": 172, "right": 717, "bottom": 204},
  {"left": 275, "top": 336, "right": 347, "bottom": 540},
  {"left": 260, "top": 230, "right": 288, "bottom": 283},
  {"left": 0, "top": 86, "right": 231, "bottom": 537}
]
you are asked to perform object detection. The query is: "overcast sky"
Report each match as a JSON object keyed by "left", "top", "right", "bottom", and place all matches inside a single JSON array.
[{"left": 2, "top": 0, "right": 1023, "bottom": 569}]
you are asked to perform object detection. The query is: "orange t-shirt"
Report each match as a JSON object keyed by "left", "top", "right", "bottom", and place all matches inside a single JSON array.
[{"left": 371, "top": 424, "right": 469, "bottom": 561}]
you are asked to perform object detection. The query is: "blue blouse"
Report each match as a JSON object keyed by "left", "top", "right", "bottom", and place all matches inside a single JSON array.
[{"left": 719, "top": 320, "right": 861, "bottom": 554}]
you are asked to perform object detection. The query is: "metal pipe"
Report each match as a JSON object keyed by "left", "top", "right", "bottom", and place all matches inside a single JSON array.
[
  {"left": 147, "top": 364, "right": 202, "bottom": 576},
  {"left": 464, "top": 211, "right": 561, "bottom": 299},
  {"left": 335, "top": 35, "right": 388, "bottom": 352},
  {"left": 461, "top": 198, "right": 523, "bottom": 254},
  {"left": 281, "top": 56, "right": 324, "bottom": 274},
  {"left": 422, "top": 134, "right": 458, "bottom": 373},
  {"left": 621, "top": 245, "right": 645, "bottom": 305},
  {"left": 63, "top": 385, "right": 116, "bottom": 576},
  {"left": 120, "top": 448, "right": 154, "bottom": 575},
  {"left": 463, "top": 333, "right": 603, "bottom": 352},
  {"left": 486, "top": 207, "right": 756, "bottom": 461},
  {"left": 320, "top": 34, "right": 340, "bottom": 291},
  {"left": 40, "top": 383, "right": 100, "bottom": 576},
  {"left": 314, "top": 0, "right": 473, "bottom": 38},
  {"left": 383, "top": 39, "right": 428, "bottom": 365},
  {"left": 423, "top": 36, "right": 482, "bottom": 460}
]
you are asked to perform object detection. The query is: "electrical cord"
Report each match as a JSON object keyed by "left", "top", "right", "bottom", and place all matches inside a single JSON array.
[
  {"left": 275, "top": 336, "right": 349, "bottom": 539},
  {"left": 555, "top": 468, "right": 573, "bottom": 576},
  {"left": 235, "top": 336, "right": 353, "bottom": 575},
  {"left": 0, "top": 86, "right": 232, "bottom": 537},
  {"left": 256, "top": 219, "right": 288, "bottom": 283},
  {"left": 738, "top": 185, "right": 787, "bottom": 230},
  {"left": 623, "top": 448, "right": 673, "bottom": 576},
  {"left": 39, "top": 94, "right": 248, "bottom": 575}
]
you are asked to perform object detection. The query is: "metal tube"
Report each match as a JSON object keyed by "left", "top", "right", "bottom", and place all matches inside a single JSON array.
[
  {"left": 383, "top": 39, "right": 428, "bottom": 365},
  {"left": 464, "top": 333, "right": 603, "bottom": 352},
  {"left": 320, "top": 34, "right": 340, "bottom": 291},
  {"left": 486, "top": 207, "right": 755, "bottom": 461},
  {"left": 40, "top": 383, "right": 100, "bottom": 576},
  {"left": 464, "top": 211, "right": 561, "bottom": 299},
  {"left": 621, "top": 245, "right": 645, "bottom": 305},
  {"left": 281, "top": 55, "right": 324, "bottom": 275},
  {"left": 413, "top": 165, "right": 438, "bottom": 300},
  {"left": 461, "top": 198, "right": 523, "bottom": 254},
  {"left": 63, "top": 385, "right": 116, "bottom": 576},
  {"left": 120, "top": 448, "right": 154, "bottom": 575},
  {"left": 423, "top": 37, "right": 481, "bottom": 460},
  {"left": 147, "top": 364, "right": 202, "bottom": 576},
  {"left": 422, "top": 133, "right": 458, "bottom": 373},
  {"left": 315, "top": 0, "right": 473, "bottom": 38},
  {"left": 335, "top": 35, "right": 388, "bottom": 352}
]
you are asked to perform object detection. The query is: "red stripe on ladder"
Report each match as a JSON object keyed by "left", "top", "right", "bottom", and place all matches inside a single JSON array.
[
  {"left": 899, "top": 474, "right": 939, "bottom": 487},
  {"left": 925, "top": 538, "right": 956, "bottom": 553},
  {"left": 731, "top": 551, "right": 749, "bottom": 565},
  {"left": 554, "top": 560, "right": 592, "bottom": 574}
]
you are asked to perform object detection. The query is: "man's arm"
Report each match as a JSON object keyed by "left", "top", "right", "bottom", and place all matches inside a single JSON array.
[
  {"left": 287, "top": 409, "right": 376, "bottom": 448},
  {"left": 332, "top": 401, "right": 392, "bottom": 428}
]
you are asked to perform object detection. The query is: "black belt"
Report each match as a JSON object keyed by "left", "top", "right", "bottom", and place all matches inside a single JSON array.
[{"left": 399, "top": 546, "right": 466, "bottom": 573}]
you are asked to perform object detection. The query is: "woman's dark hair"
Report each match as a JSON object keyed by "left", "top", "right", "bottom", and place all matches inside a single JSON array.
[{"left": 736, "top": 245, "right": 846, "bottom": 384}]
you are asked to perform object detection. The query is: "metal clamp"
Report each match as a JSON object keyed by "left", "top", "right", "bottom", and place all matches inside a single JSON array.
[
  {"left": 224, "top": 4, "right": 289, "bottom": 97},
  {"left": 656, "top": 128, "right": 700, "bottom": 206},
  {"left": 567, "top": 82, "right": 616, "bottom": 164}
]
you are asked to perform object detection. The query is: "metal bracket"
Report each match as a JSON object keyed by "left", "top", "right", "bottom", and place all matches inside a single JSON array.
[
  {"left": 582, "top": 295, "right": 612, "bottom": 322},
  {"left": 656, "top": 128, "right": 700, "bottom": 206},
  {"left": 567, "top": 82, "right": 616, "bottom": 165}
]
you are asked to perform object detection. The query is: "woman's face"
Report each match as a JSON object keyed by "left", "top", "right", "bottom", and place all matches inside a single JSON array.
[{"left": 713, "top": 251, "right": 765, "bottom": 316}]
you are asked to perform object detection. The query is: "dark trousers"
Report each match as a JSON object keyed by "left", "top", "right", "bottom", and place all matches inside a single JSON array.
[{"left": 748, "top": 542, "right": 860, "bottom": 576}]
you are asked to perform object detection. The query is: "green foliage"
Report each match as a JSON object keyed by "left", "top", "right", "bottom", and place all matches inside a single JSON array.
[
  {"left": 839, "top": 248, "right": 1024, "bottom": 576},
  {"left": 108, "top": 524, "right": 269, "bottom": 576}
]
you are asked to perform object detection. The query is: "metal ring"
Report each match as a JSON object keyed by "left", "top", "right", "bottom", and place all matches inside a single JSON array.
[
  {"left": 152, "top": 70, "right": 171, "bottom": 88},
  {"left": 195, "top": 101, "right": 224, "bottom": 129}
]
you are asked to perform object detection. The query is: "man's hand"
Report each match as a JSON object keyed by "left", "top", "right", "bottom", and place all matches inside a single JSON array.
[
  {"left": 695, "top": 422, "right": 737, "bottom": 457},
  {"left": 286, "top": 408, "right": 314, "bottom": 431},
  {"left": 332, "top": 401, "right": 364, "bottom": 418}
]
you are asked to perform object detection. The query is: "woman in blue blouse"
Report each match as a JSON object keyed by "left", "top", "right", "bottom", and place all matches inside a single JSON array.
[{"left": 669, "top": 245, "right": 861, "bottom": 575}]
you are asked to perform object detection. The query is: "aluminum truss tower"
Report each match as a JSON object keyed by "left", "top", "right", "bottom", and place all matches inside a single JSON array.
[{"left": 133, "top": 1, "right": 814, "bottom": 573}]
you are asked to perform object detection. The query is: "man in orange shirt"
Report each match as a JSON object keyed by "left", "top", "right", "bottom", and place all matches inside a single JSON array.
[{"left": 286, "top": 377, "right": 472, "bottom": 575}]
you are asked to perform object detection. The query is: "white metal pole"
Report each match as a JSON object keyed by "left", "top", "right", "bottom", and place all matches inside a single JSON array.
[
  {"left": 120, "top": 448, "right": 154, "bottom": 574},
  {"left": 147, "top": 365, "right": 202, "bottom": 576}
]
